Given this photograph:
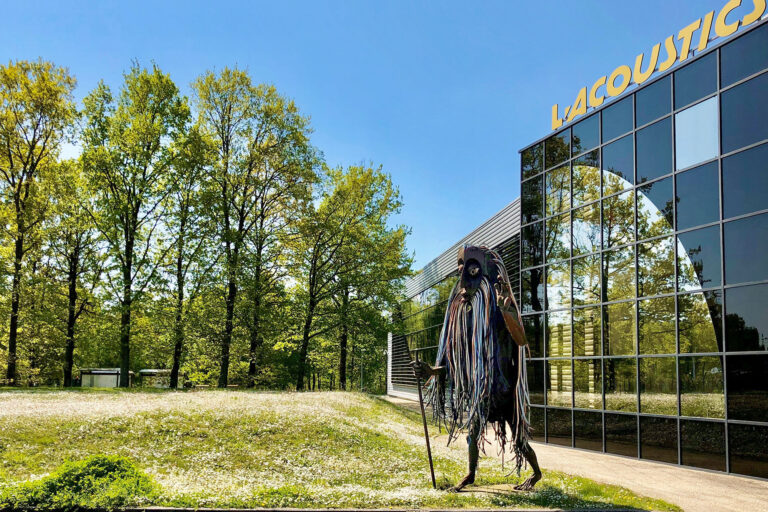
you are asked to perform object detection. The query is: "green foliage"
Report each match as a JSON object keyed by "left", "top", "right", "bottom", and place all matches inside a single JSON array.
[{"left": 0, "top": 454, "right": 158, "bottom": 509}]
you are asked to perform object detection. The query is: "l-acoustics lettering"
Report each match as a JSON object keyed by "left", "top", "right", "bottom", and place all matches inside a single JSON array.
[{"left": 551, "top": 0, "right": 767, "bottom": 130}]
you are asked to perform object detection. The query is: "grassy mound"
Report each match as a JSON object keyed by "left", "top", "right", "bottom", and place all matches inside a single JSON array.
[
  {"left": 0, "top": 454, "right": 157, "bottom": 509},
  {"left": 0, "top": 390, "right": 679, "bottom": 510}
]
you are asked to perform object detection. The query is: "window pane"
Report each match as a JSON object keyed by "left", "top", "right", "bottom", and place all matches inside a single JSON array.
[
  {"left": 602, "top": 190, "right": 635, "bottom": 249},
  {"left": 546, "top": 261, "right": 570, "bottom": 310},
  {"left": 605, "top": 413, "right": 637, "bottom": 456},
  {"left": 572, "top": 203, "right": 601, "bottom": 256},
  {"left": 640, "top": 416, "right": 677, "bottom": 464},
  {"left": 521, "top": 175, "right": 543, "bottom": 225},
  {"left": 545, "top": 165, "right": 570, "bottom": 216},
  {"left": 724, "top": 212, "right": 768, "bottom": 285},
  {"left": 530, "top": 407, "right": 545, "bottom": 442},
  {"left": 721, "top": 23, "right": 768, "bottom": 87},
  {"left": 675, "top": 161, "right": 719, "bottom": 229},
  {"left": 722, "top": 72, "right": 768, "bottom": 154},
  {"left": 638, "top": 297, "right": 676, "bottom": 355},
  {"left": 545, "top": 129, "right": 570, "bottom": 170},
  {"left": 726, "top": 284, "right": 768, "bottom": 352},
  {"left": 547, "top": 310, "right": 571, "bottom": 357},
  {"left": 602, "top": 135, "right": 634, "bottom": 195},
  {"left": 574, "top": 358, "right": 602, "bottom": 409},
  {"left": 546, "top": 212, "right": 570, "bottom": 262},
  {"left": 604, "top": 245, "right": 635, "bottom": 302},
  {"left": 729, "top": 423, "right": 768, "bottom": 479},
  {"left": 547, "top": 360, "right": 572, "bottom": 408},
  {"left": 679, "top": 356, "right": 724, "bottom": 418},
  {"left": 679, "top": 290, "right": 723, "bottom": 353},
  {"left": 572, "top": 254, "right": 601, "bottom": 306},
  {"left": 722, "top": 142, "right": 768, "bottom": 219},
  {"left": 727, "top": 353, "right": 768, "bottom": 422},
  {"left": 522, "top": 142, "right": 543, "bottom": 180},
  {"left": 674, "top": 52, "right": 716, "bottom": 108},
  {"left": 572, "top": 150, "right": 600, "bottom": 207},
  {"left": 637, "top": 117, "right": 672, "bottom": 183},
  {"left": 546, "top": 408, "right": 572, "bottom": 446},
  {"left": 521, "top": 268, "right": 544, "bottom": 313},
  {"left": 528, "top": 359, "right": 545, "bottom": 405},
  {"left": 572, "top": 114, "right": 599, "bottom": 156},
  {"left": 681, "top": 419, "right": 725, "bottom": 471},
  {"left": 640, "top": 356, "right": 677, "bottom": 415},
  {"left": 637, "top": 236, "right": 675, "bottom": 297},
  {"left": 604, "top": 301, "right": 636, "bottom": 356},
  {"left": 604, "top": 358, "right": 637, "bottom": 412},
  {"left": 574, "top": 306, "right": 601, "bottom": 356},
  {"left": 522, "top": 222, "right": 543, "bottom": 269},
  {"left": 637, "top": 176, "right": 674, "bottom": 240},
  {"left": 602, "top": 96, "right": 633, "bottom": 143},
  {"left": 574, "top": 410, "right": 603, "bottom": 451},
  {"left": 523, "top": 314, "right": 545, "bottom": 358},
  {"left": 675, "top": 97, "right": 719, "bottom": 171},
  {"left": 677, "top": 225, "right": 722, "bottom": 291},
  {"left": 636, "top": 75, "right": 670, "bottom": 127}
]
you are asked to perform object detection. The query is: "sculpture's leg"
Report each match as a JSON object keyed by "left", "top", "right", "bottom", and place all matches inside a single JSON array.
[
  {"left": 514, "top": 439, "right": 542, "bottom": 491},
  {"left": 449, "top": 420, "right": 480, "bottom": 492}
]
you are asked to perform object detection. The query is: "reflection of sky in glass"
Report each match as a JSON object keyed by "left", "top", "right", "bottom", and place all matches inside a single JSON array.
[{"left": 675, "top": 97, "right": 718, "bottom": 171}]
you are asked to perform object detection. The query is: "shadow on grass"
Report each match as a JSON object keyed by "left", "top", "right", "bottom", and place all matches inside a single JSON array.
[{"left": 462, "top": 484, "right": 647, "bottom": 510}]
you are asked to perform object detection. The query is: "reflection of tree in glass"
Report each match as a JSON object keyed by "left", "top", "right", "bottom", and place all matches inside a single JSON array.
[
  {"left": 605, "top": 358, "right": 636, "bottom": 412},
  {"left": 637, "top": 179, "right": 674, "bottom": 240},
  {"left": 546, "top": 212, "right": 570, "bottom": 262},
  {"left": 546, "top": 261, "right": 570, "bottom": 310},
  {"left": 638, "top": 237, "right": 675, "bottom": 297},
  {"left": 572, "top": 151, "right": 600, "bottom": 207},
  {"left": 572, "top": 203, "right": 600, "bottom": 256},
  {"left": 640, "top": 357, "right": 677, "bottom": 415},
  {"left": 680, "top": 356, "right": 725, "bottom": 418},
  {"left": 572, "top": 255, "right": 600, "bottom": 305},
  {"left": 726, "top": 313, "right": 763, "bottom": 351},
  {"left": 602, "top": 190, "right": 635, "bottom": 249},
  {"left": 639, "top": 297, "right": 676, "bottom": 354},
  {"left": 679, "top": 291, "right": 722, "bottom": 353}
]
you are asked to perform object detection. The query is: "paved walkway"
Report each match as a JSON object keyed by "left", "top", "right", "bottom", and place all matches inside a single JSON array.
[{"left": 383, "top": 396, "right": 768, "bottom": 511}]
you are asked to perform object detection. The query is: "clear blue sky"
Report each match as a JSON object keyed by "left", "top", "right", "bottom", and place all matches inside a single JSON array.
[{"left": 2, "top": 0, "right": 736, "bottom": 267}]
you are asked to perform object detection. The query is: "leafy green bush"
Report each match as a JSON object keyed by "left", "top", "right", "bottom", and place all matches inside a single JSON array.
[{"left": 0, "top": 454, "right": 158, "bottom": 509}]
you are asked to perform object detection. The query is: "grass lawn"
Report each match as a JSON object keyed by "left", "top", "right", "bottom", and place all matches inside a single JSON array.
[{"left": 0, "top": 389, "right": 679, "bottom": 510}]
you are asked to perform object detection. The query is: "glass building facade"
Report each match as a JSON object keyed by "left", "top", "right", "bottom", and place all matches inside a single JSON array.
[{"left": 519, "top": 21, "right": 768, "bottom": 478}]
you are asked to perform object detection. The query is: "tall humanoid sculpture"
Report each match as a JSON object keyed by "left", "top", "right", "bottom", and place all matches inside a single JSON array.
[{"left": 412, "top": 245, "right": 542, "bottom": 491}]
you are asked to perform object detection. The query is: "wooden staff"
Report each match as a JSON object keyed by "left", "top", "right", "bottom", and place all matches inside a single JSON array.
[{"left": 415, "top": 351, "right": 436, "bottom": 489}]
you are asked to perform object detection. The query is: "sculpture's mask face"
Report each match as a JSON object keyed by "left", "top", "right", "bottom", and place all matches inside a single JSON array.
[{"left": 457, "top": 245, "right": 499, "bottom": 301}]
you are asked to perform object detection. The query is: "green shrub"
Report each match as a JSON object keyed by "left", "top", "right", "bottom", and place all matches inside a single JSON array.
[{"left": 0, "top": 454, "right": 158, "bottom": 509}]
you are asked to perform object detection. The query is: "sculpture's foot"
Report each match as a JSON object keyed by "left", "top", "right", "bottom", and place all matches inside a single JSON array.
[
  {"left": 514, "top": 472, "right": 541, "bottom": 491},
  {"left": 447, "top": 472, "right": 475, "bottom": 492}
]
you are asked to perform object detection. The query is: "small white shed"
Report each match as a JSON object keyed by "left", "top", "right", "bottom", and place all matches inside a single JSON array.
[{"left": 80, "top": 368, "right": 133, "bottom": 388}]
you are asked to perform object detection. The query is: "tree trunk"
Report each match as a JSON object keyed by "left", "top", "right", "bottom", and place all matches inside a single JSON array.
[
  {"left": 63, "top": 248, "right": 79, "bottom": 387},
  {"left": 338, "top": 286, "right": 349, "bottom": 390},
  {"left": 170, "top": 219, "right": 186, "bottom": 390},
  {"left": 119, "top": 239, "right": 133, "bottom": 388},
  {"left": 219, "top": 275, "right": 237, "bottom": 388},
  {"left": 247, "top": 244, "right": 263, "bottom": 388},
  {"left": 6, "top": 234, "right": 23, "bottom": 384},
  {"left": 296, "top": 299, "right": 315, "bottom": 391}
]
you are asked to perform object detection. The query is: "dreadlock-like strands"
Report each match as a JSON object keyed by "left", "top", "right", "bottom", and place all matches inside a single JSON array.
[{"left": 424, "top": 261, "right": 531, "bottom": 474}]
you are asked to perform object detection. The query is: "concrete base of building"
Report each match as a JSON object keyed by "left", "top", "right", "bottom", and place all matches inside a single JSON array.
[{"left": 382, "top": 395, "right": 768, "bottom": 512}]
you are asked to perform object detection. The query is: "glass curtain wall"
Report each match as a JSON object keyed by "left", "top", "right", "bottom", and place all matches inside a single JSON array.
[{"left": 519, "top": 21, "right": 768, "bottom": 479}]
